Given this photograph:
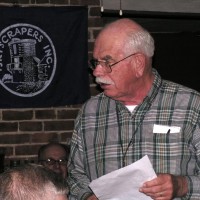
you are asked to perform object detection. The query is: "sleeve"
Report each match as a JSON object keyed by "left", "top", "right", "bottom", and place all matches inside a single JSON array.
[
  {"left": 67, "top": 113, "right": 93, "bottom": 200},
  {"left": 184, "top": 120, "right": 200, "bottom": 199}
]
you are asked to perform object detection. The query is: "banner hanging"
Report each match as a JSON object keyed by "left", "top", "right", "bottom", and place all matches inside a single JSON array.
[{"left": 0, "top": 6, "right": 90, "bottom": 108}]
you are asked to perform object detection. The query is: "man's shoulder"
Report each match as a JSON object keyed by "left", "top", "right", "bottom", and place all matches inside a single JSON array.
[
  {"left": 162, "top": 79, "right": 200, "bottom": 96},
  {"left": 85, "top": 93, "right": 112, "bottom": 105},
  {"left": 161, "top": 80, "right": 200, "bottom": 110},
  {"left": 81, "top": 93, "right": 115, "bottom": 113}
]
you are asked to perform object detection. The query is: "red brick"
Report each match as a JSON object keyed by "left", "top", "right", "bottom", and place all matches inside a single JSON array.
[
  {"left": 15, "top": 145, "right": 41, "bottom": 155},
  {"left": 31, "top": 132, "right": 59, "bottom": 143},
  {"left": 19, "top": 122, "right": 42, "bottom": 131},
  {"left": 0, "top": 134, "right": 30, "bottom": 144},
  {"left": 44, "top": 120, "right": 74, "bottom": 131},
  {"left": 57, "top": 109, "right": 79, "bottom": 119},
  {"left": 0, "top": 122, "right": 18, "bottom": 132},
  {"left": 89, "top": 6, "right": 102, "bottom": 17},
  {"left": 35, "top": 110, "right": 56, "bottom": 119},
  {"left": 3, "top": 110, "right": 33, "bottom": 120},
  {"left": 88, "top": 17, "right": 104, "bottom": 27}
]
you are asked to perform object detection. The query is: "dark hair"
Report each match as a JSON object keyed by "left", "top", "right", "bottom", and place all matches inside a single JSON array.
[{"left": 38, "top": 142, "right": 70, "bottom": 161}]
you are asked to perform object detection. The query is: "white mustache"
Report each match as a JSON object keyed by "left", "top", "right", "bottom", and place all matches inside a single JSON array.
[{"left": 95, "top": 77, "right": 114, "bottom": 85}]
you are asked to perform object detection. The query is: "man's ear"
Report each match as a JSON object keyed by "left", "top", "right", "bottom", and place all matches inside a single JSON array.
[{"left": 131, "top": 53, "right": 145, "bottom": 78}]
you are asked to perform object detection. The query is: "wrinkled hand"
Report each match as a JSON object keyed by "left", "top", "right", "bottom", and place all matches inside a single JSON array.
[{"left": 139, "top": 174, "right": 188, "bottom": 200}]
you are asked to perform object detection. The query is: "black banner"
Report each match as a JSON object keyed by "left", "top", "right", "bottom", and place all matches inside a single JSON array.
[{"left": 0, "top": 6, "right": 90, "bottom": 108}]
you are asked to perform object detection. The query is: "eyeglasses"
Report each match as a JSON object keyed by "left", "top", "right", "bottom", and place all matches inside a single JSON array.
[
  {"left": 39, "top": 158, "right": 67, "bottom": 166},
  {"left": 89, "top": 53, "right": 138, "bottom": 73}
]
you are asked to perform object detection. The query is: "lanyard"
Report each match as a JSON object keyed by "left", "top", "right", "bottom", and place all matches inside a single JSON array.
[
  {"left": 117, "top": 105, "right": 146, "bottom": 167},
  {"left": 116, "top": 81, "right": 160, "bottom": 167}
]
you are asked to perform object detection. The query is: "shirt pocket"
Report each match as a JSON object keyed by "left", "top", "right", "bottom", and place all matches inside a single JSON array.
[{"left": 151, "top": 131, "right": 181, "bottom": 174}]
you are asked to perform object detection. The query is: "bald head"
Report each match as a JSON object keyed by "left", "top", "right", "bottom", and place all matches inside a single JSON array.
[
  {"left": 103, "top": 18, "right": 144, "bottom": 33},
  {"left": 95, "top": 18, "right": 154, "bottom": 58}
]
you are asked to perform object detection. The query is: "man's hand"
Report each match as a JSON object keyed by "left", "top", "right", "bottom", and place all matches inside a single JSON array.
[
  {"left": 139, "top": 174, "right": 188, "bottom": 200},
  {"left": 87, "top": 194, "right": 98, "bottom": 200}
]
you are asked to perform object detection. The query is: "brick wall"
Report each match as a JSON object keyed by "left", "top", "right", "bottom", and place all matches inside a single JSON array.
[{"left": 0, "top": 0, "right": 104, "bottom": 168}]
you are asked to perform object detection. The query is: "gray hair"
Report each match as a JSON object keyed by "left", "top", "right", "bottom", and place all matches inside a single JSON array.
[
  {"left": 124, "top": 29, "right": 155, "bottom": 57},
  {"left": 0, "top": 164, "right": 68, "bottom": 200}
]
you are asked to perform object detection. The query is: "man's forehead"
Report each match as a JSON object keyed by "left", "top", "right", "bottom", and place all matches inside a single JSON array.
[{"left": 44, "top": 146, "right": 66, "bottom": 156}]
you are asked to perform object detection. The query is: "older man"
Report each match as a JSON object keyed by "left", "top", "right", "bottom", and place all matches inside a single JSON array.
[{"left": 68, "top": 18, "right": 200, "bottom": 200}]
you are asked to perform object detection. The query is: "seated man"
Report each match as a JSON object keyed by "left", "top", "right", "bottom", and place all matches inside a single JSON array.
[
  {"left": 0, "top": 164, "right": 68, "bottom": 200},
  {"left": 38, "top": 142, "right": 70, "bottom": 179}
]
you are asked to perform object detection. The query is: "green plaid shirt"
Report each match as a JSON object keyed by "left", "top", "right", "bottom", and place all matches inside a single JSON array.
[{"left": 68, "top": 69, "right": 200, "bottom": 200}]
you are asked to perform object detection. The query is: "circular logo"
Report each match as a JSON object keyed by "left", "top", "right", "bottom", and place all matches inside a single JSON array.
[{"left": 0, "top": 23, "right": 56, "bottom": 97}]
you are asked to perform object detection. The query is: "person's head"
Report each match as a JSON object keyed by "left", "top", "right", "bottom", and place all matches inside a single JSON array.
[
  {"left": 38, "top": 142, "right": 70, "bottom": 179},
  {"left": 90, "top": 18, "right": 155, "bottom": 105},
  {"left": 0, "top": 164, "right": 68, "bottom": 200}
]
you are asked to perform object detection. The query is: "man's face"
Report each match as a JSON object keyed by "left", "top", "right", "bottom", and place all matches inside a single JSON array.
[
  {"left": 40, "top": 145, "right": 68, "bottom": 179},
  {"left": 92, "top": 32, "right": 138, "bottom": 103}
]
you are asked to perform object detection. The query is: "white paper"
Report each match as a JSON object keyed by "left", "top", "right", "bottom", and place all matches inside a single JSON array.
[
  {"left": 153, "top": 124, "right": 181, "bottom": 134},
  {"left": 89, "top": 155, "right": 157, "bottom": 200}
]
